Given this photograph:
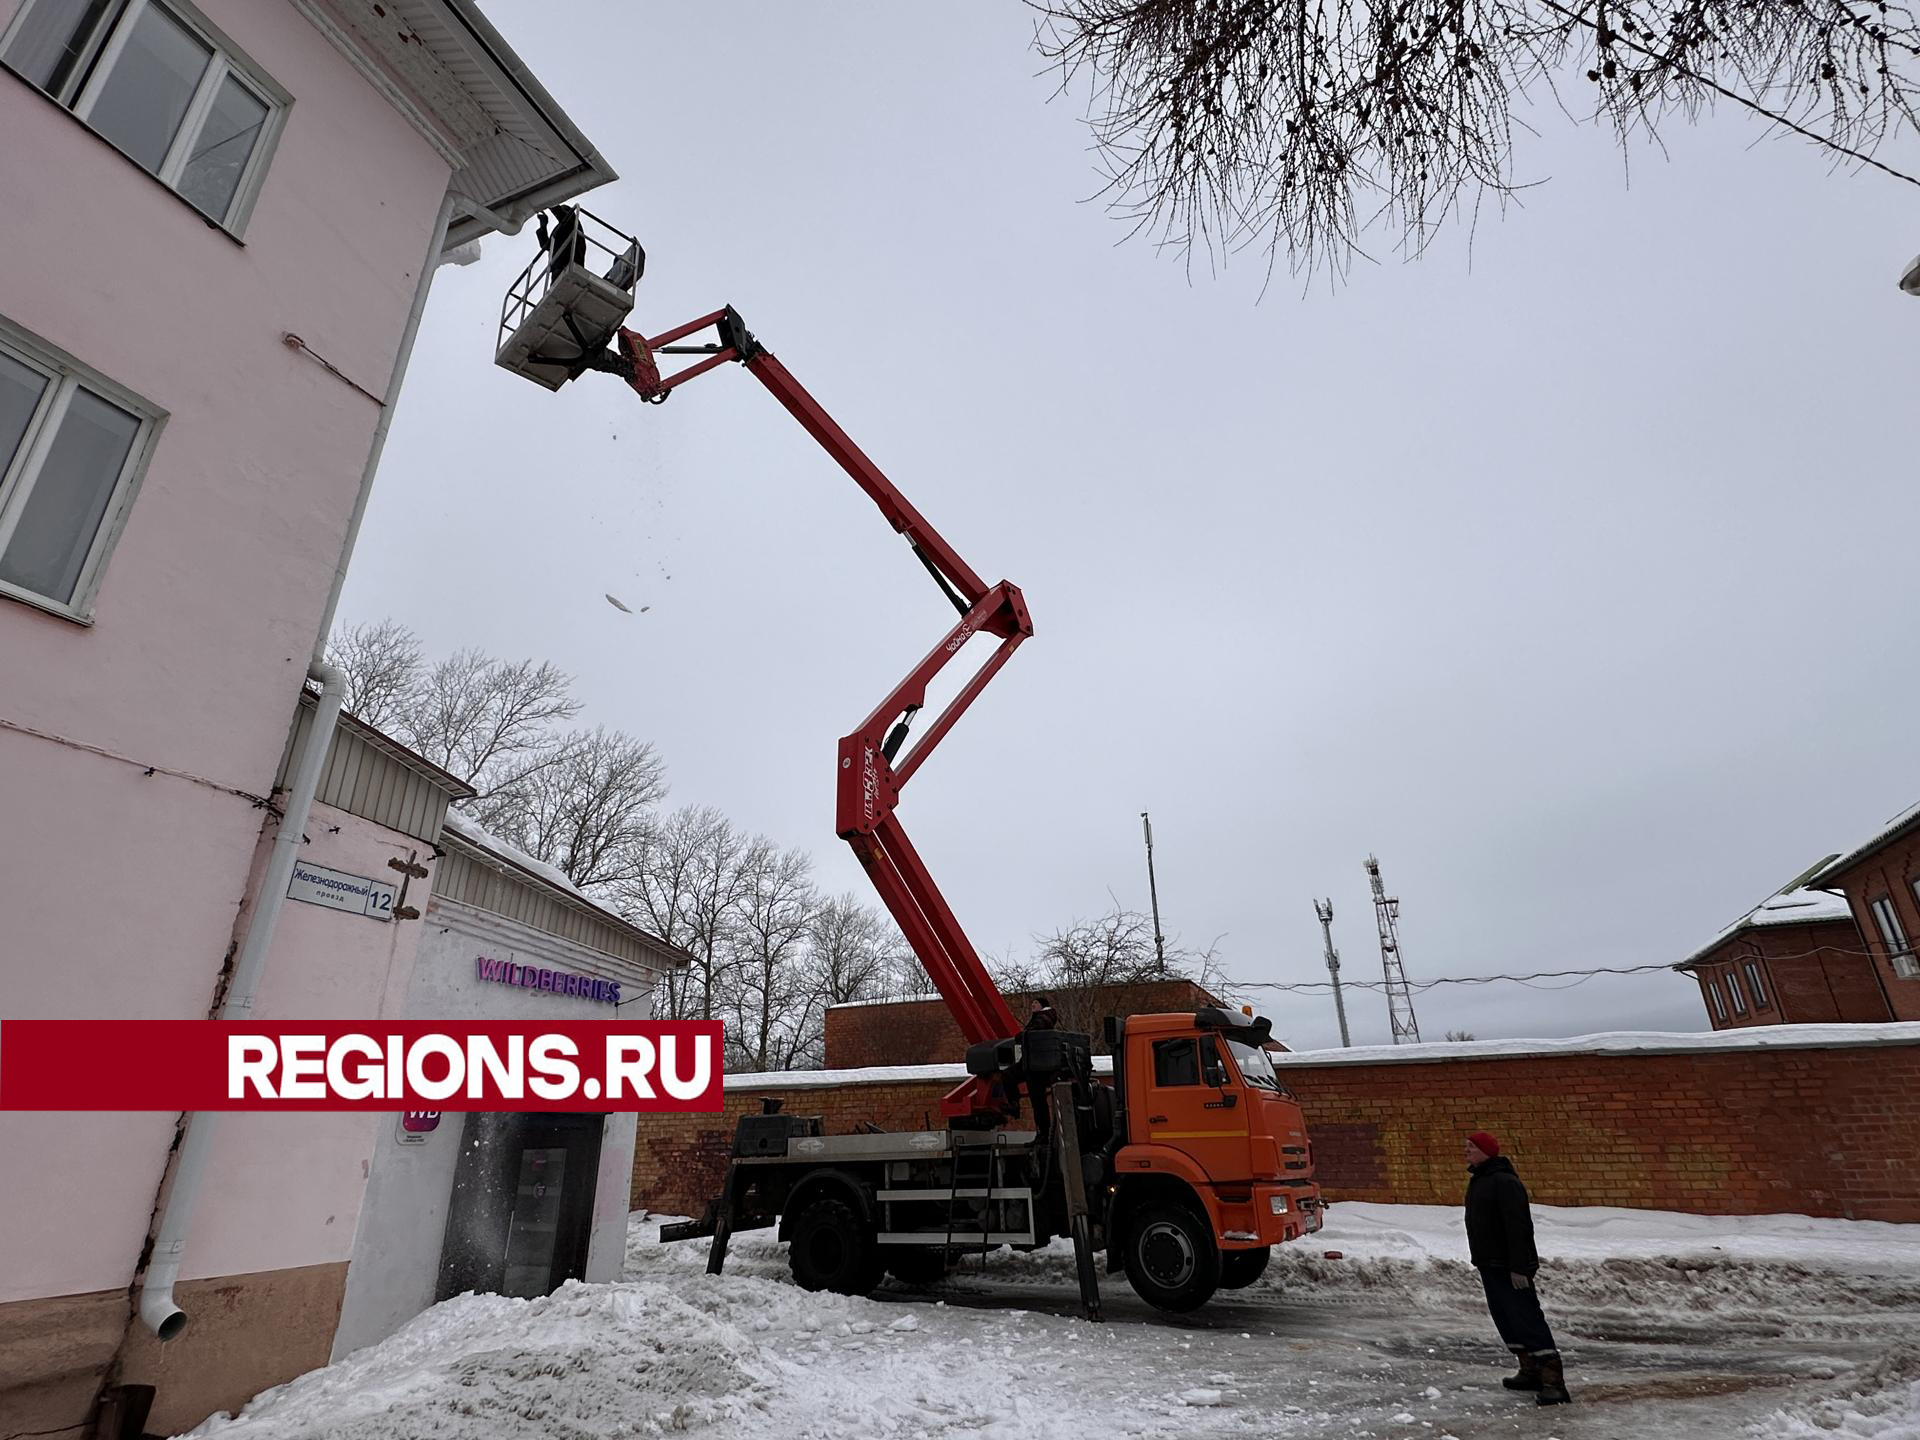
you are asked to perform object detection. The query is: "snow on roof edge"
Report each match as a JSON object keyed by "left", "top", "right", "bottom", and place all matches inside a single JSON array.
[
  {"left": 1266, "top": 1021, "right": 1920, "bottom": 1067},
  {"left": 1678, "top": 883, "right": 1858, "bottom": 967},
  {"left": 440, "top": 810, "right": 688, "bottom": 966},
  {"left": 723, "top": 1022, "right": 1920, "bottom": 1088},
  {"left": 1816, "top": 798, "right": 1920, "bottom": 883}
]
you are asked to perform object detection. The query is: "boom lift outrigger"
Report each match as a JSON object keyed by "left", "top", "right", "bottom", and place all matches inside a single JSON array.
[{"left": 497, "top": 212, "right": 1321, "bottom": 1321}]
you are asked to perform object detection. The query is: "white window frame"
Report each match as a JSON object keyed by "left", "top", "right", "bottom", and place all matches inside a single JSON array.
[
  {"left": 1743, "top": 959, "right": 1769, "bottom": 1010},
  {"left": 1726, "top": 968, "right": 1748, "bottom": 1016},
  {"left": 1, "top": 0, "right": 291, "bottom": 237},
  {"left": 0, "top": 318, "right": 165, "bottom": 623},
  {"left": 1705, "top": 976, "right": 1727, "bottom": 1024},
  {"left": 1870, "top": 894, "right": 1918, "bottom": 980}
]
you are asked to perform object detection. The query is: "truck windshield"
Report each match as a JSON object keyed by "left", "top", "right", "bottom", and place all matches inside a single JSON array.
[{"left": 1226, "top": 1038, "right": 1284, "bottom": 1092}]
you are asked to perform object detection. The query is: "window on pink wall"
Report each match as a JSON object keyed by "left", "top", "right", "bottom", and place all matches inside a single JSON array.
[
  {"left": 0, "top": 321, "right": 162, "bottom": 620},
  {"left": 1, "top": 0, "right": 288, "bottom": 234}
]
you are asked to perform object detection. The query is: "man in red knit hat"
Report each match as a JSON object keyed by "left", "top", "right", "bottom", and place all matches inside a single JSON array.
[{"left": 1463, "top": 1130, "right": 1569, "bottom": 1405}]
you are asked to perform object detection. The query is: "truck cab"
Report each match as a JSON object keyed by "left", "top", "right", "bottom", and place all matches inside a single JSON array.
[{"left": 1102, "top": 1007, "right": 1322, "bottom": 1309}]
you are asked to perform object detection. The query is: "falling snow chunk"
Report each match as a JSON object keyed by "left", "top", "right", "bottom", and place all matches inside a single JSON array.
[
  {"left": 1422, "top": 1386, "right": 1442, "bottom": 1398},
  {"left": 1178, "top": 1389, "right": 1227, "bottom": 1407},
  {"left": 889, "top": 1314, "right": 920, "bottom": 1332},
  {"left": 1393, "top": 1413, "right": 1418, "bottom": 1424}
]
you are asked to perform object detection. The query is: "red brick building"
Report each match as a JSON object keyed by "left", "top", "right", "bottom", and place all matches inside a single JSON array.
[
  {"left": 825, "top": 978, "right": 1227, "bottom": 1069},
  {"left": 1811, "top": 801, "right": 1920, "bottom": 1022},
  {"left": 1675, "top": 862, "right": 1888, "bottom": 1029}
]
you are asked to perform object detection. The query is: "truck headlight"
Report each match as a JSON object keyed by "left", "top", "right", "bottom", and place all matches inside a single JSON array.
[{"left": 1269, "top": 1195, "right": 1288, "bottom": 1215}]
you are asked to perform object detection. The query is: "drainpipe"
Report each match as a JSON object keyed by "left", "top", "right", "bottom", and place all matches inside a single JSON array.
[
  {"left": 138, "top": 658, "right": 348, "bottom": 1338},
  {"left": 138, "top": 185, "right": 467, "bottom": 1340}
]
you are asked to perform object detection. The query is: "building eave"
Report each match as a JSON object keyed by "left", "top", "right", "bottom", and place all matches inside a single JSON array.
[
  {"left": 1811, "top": 802, "right": 1920, "bottom": 892},
  {"left": 291, "top": 0, "right": 618, "bottom": 249},
  {"left": 1674, "top": 909, "right": 1859, "bottom": 971},
  {"left": 438, "top": 821, "right": 691, "bottom": 972}
]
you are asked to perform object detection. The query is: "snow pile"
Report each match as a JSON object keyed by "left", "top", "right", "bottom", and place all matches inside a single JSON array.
[
  {"left": 186, "top": 1279, "right": 776, "bottom": 1438},
  {"left": 181, "top": 1204, "right": 1920, "bottom": 1440},
  {"left": 972, "top": 1200, "right": 1920, "bottom": 1334},
  {"left": 1756, "top": 1347, "right": 1920, "bottom": 1439},
  {"left": 190, "top": 1216, "right": 1301, "bottom": 1439}
]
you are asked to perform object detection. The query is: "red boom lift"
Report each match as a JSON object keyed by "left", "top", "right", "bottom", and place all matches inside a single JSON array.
[{"left": 496, "top": 210, "right": 1321, "bottom": 1317}]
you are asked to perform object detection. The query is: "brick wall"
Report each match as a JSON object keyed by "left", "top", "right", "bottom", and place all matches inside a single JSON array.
[
  {"left": 1684, "top": 919, "right": 1889, "bottom": 1028},
  {"left": 1279, "top": 1036, "right": 1919, "bottom": 1220},
  {"left": 1825, "top": 832, "right": 1920, "bottom": 1021},
  {"left": 824, "top": 979, "right": 1221, "bottom": 1069},
  {"left": 634, "top": 1028, "right": 1920, "bottom": 1224}
]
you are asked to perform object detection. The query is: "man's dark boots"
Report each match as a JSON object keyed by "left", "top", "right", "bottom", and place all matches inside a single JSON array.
[
  {"left": 1534, "top": 1351, "right": 1571, "bottom": 1406},
  {"left": 1501, "top": 1348, "right": 1542, "bottom": 1391}
]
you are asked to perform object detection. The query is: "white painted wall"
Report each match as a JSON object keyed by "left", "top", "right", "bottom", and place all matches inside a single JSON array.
[{"left": 331, "top": 900, "right": 653, "bottom": 1360}]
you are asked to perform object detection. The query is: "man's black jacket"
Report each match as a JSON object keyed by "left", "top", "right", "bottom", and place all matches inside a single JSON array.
[{"left": 1464, "top": 1155, "right": 1539, "bottom": 1274}]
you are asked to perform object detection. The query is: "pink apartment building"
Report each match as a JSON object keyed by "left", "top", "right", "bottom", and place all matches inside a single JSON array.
[{"left": 0, "top": 2, "right": 631, "bottom": 1434}]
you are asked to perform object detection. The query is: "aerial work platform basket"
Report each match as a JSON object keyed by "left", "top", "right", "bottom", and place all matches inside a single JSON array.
[{"left": 495, "top": 207, "right": 643, "bottom": 391}]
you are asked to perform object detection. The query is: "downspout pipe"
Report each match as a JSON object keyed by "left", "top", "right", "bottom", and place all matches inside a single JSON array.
[
  {"left": 139, "top": 186, "right": 462, "bottom": 1341},
  {"left": 138, "top": 659, "right": 348, "bottom": 1338}
]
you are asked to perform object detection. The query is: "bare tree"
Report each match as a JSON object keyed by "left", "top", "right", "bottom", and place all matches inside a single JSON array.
[
  {"left": 678, "top": 814, "right": 758, "bottom": 1023},
  {"left": 478, "top": 726, "right": 667, "bottom": 890},
  {"left": 325, "top": 620, "right": 422, "bottom": 730},
  {"left": 1024, "top": 904, "right": 1228, "bottom": 1041},
  {"left": 809, "top": 893, "right": 911, "bottom": 1008},
  {"left": 407, "top": 648, "right": 582, "bottom": 802},
  {"left": 890, "top": 946, "right": 942, "bottom": 999},
  {"left": 622, "top": 805, "right": 735, "bottom": 1019},
  {"left": 624, "top": 805, "right": 724, "bottom": 942},
  {"left": 1034, "top": 0, "right": 1920, "bottom": 277},
  {"left": 719, "top": 841, "right": 820, "bottom": 1072}
]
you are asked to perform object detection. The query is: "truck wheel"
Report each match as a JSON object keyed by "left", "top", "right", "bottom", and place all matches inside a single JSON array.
[
  {"left": 1122, "top": 1203, "right": 1220, "bottom": 1313},
  {"left": 1218, "top": 1246, "right": 1271, "bottom": 1289},
  {"left": 788, "top": 1197, "right": 881, "bottom": 1296},
  {"left": 884, "top": 1248, "right": 951, "bottom": 1287}
]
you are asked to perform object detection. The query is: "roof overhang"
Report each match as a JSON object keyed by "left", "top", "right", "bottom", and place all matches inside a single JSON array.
[
  {"left": 438, "top": 816, "right": 692, "bottom": 971},
  {"left": 1674, "top": 905, "right": 1859, "bottom": 971},
  {"left": 1809, "top": 802, "right": 1920, "bottom": 892},
  {"left": 293, "top": 0, "right": 617, "bottom": 250}
]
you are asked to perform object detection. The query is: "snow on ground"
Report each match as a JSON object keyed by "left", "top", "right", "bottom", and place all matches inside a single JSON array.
[{"left": 182, "top": 1204, "right": 1920, "bottom": 1440}]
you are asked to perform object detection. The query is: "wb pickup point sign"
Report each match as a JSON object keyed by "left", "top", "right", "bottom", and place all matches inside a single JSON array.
[{"left": 0, "top": 1021, "right": 722, "bottom": 1112}]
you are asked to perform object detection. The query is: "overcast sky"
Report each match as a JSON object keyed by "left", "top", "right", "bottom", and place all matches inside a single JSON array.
[{"left": 341, "top": 1, "right": 1920, "bottom": 1051}]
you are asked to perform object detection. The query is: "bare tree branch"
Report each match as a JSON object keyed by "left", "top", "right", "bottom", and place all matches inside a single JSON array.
[
  {"left": 407, "top": 649, "right": 582, "bottom": 795},
  {"left": 478, "top": 727, "right": 667, "bottom": 891},
  {"left": 325, "top": 620, "right": 423, "bottom": 731},
  {"left": 1032, "top": 0, "right": 1920, "bottom": 277}
]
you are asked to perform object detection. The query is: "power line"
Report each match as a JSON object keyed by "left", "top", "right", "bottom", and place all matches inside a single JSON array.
[{"left": 1237, "top": 942, "right": 1892, "bottom": 996}]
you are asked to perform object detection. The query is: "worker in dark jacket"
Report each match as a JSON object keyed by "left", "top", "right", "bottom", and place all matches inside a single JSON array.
[
  {"left": 1021, "top": 996, "right": 1060, "bottom": 1145},
  {"left": 1464, "top": 1131, "right": 1570, "bottom": 1406}
]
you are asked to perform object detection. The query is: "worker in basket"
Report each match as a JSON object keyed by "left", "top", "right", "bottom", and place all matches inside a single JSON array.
[{"left": 1017, "top": 995, "right": 1059, "bottom": 1148}]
